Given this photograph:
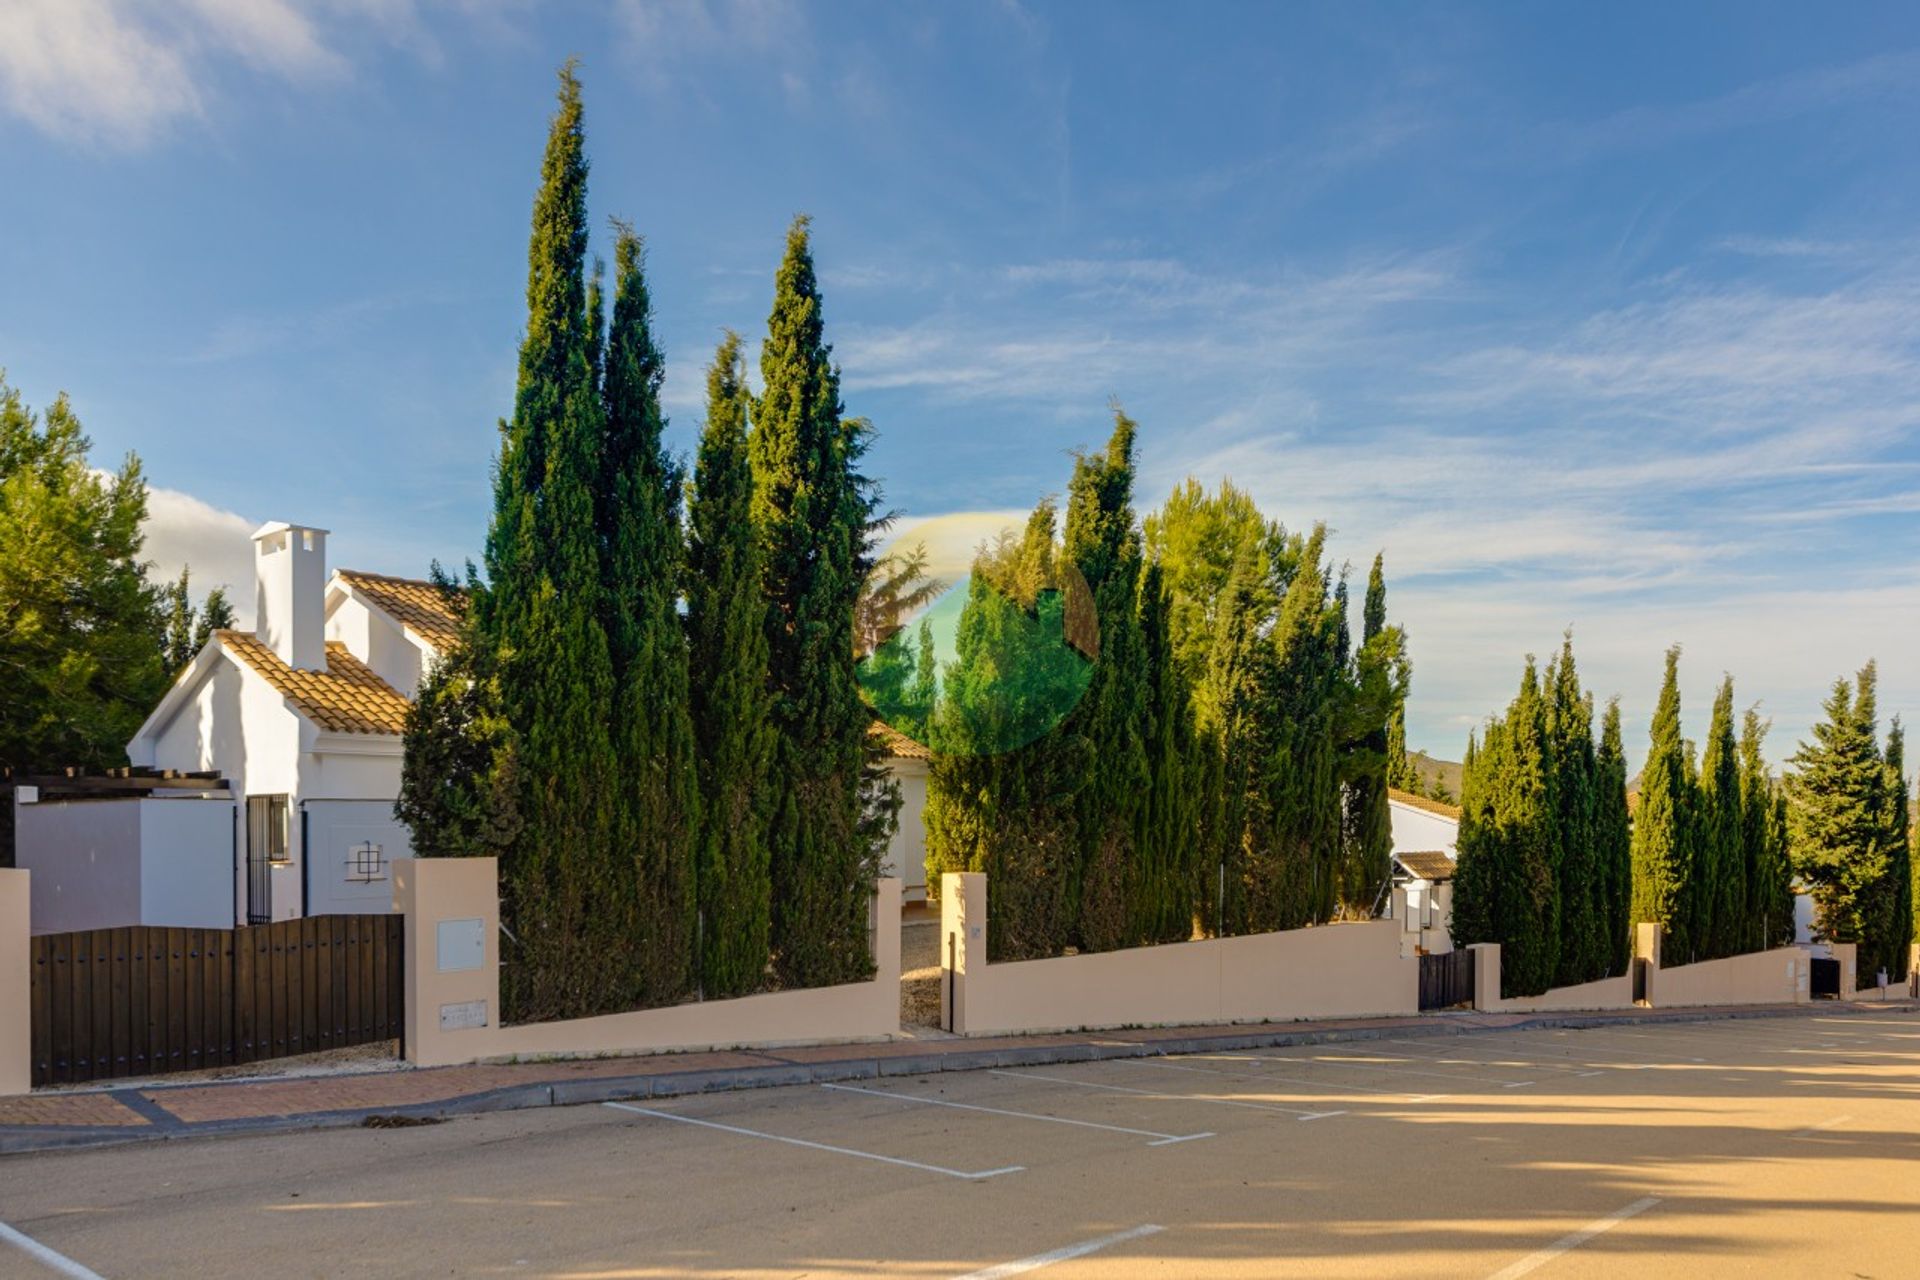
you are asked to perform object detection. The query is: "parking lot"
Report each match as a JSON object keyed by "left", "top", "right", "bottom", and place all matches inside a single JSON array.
[{"left": 4, "top": 1012, "right": 1919, "bottom": 1278}]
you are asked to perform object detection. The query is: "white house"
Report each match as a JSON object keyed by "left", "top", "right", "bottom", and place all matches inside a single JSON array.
[
  {"left": 875, "top": 724, "right": 930, "bottom": 904},
  {"left": 120, "top": 522, "right": 450, "bottom": 926},
  {"left": 1385, "top": 788, "right": 1461, "bottom": 955}
]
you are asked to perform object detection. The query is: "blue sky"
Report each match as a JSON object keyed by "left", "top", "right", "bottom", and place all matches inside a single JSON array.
[{"left": 4, "top": 1, "right": 1919, "bottom": 768}]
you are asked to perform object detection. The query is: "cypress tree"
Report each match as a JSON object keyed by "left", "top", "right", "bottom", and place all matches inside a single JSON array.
[
  {"left": 1697, "top": 677, "right": 1743, "bottom": 960},
  {"left": 599, "top": 223, "right": 700, "bottom": 1006},
  {"left": 924, "top": 500, "right": 1090, "bottom": 958},
  {"left": 1341, "top": 554, "right": 1402, "bottom": 915},
  {"left": 1595, "top": 698, "right": 1633, "bottom": 974},
  {"left": 903, "top": 619, "right": 938, "bottom": 743},
  {"left": 1062, "top": 409, "right": 1150, "bottom": 952},
  {"left": 1881, "top": 719, "right": 1911, "bottom": 981},
  {"left": 1787, "top": 665, "right": 1895, "bottom": 973},
  {"left": 1738, "top": 709, "right": 1788, "bottom": 951},
  {"left": 465, "top": 62, "right": 625, "bottom": 1023},
  {"left": 1195, "top": 548, "right": 1266, "bottom": 937},
  {"left": 753, "top": 216, "right": 881, "bottom": 987},
  {"left": 1134, "top": 558, "right": 1197, "bottom": 943},
  {"left": 1545, "top": 636, "right": 1596, "bottom": 985},
  {"left": 1451, "top": 662, "right": 1556, "bottom": 997},
  {"left": 686, "top": 333, "right": 775, "bottom": 998},
  {"left": 1632, "top": 647, "right": 1695, "bottom": 964}
]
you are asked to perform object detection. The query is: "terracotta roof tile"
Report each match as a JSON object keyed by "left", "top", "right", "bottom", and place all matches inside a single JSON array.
[
  {"left": 334, "top": 569, "right": 463, "bottom": 652},
  {"left": 219, "top": 631, "right": 412, "bottom": 735},
  {"left": 1388, "top": 788, "right": 1462, "bottom": 821},
  {"left": 1395, "top": 850, "right": 1457, "bottom": 881},
  {"left": 871, "top": 721, "right": 931, "bottom": 761}
]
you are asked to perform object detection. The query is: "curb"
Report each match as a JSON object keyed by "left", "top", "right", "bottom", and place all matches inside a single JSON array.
[{"left": 4, "top": 1000, "right": 1912, "bottom": 1156}]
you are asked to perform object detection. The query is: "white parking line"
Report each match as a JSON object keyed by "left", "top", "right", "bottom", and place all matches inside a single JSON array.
[
  {"left": 988, "top": 1069, "right": 1345, "bottom": 1119},
  {"left": 602, "top": 1101, "right": 1024, "bottom": 1180},
  {"left": 1792, "top": 1115, "right": 1853, "bottom": 1138},
  {"left": 1126, "top": 1056, "right": 1446, "bottom": 1101},
  {"left": 952, "top": 1224, "right": 1165, "bottom": 1279},
  {"left": 1270, "top": 1049, "right": 1533, "bottom": 1088},
  {"left": 1484, "top": 1196, "right": 1660, "bottom": 1279},
  {"left": 1515, "top": 1034, "right": 1704, "bottom": 1064},
  {"left": 0, "top": 1221, "right": 106, "bottom": 1280},
  {"left": 1373, "top": 1037, "right": 1624, "bottom": 1074},
  {"left": 819, "top": 1082, "right": 1213, "bottom": 1146}
]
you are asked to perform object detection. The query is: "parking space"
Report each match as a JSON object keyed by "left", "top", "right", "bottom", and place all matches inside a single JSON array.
[{"left": 4, "top": 1011, "right": 1919, "bottom": 1278}]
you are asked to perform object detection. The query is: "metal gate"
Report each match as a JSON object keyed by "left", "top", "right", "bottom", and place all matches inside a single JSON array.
[{"left": 1419, "top": 949, "right": 1475, "bottom": 1010}]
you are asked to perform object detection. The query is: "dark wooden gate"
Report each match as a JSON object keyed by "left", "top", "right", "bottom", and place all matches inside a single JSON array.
[
  {"left": 1810, "top": 956, "right": 1841, "bottom": 998},
  {"left": 28, "top": 915, "right": 403, "bottom": 1087},
  {"left": 1419, "top": 948, "right": 1475, "bottom": 1010}
]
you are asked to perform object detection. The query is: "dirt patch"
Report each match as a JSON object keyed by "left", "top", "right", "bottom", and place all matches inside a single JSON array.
[
  {"left": 900, "top": 921, "right": 942, "bottom": 1027},
  {"left": 361, "top": 1113, "right": 446, "bottom": 1129}
]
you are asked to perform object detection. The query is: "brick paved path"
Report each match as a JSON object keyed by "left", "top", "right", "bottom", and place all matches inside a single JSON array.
[{"left": 2, "top": 999, "right": 1910, "bottom": 1154}]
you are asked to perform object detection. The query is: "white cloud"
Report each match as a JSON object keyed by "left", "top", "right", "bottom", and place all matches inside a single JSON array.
[
  {"left": 0, "top": 0, "right": 470, "bottom": 148},
  {"left": 140, "top": 484, "right": 258, "bottom": 626},
  {"left": 882, "top": 509, "right": 1031, "bottom": 585}
]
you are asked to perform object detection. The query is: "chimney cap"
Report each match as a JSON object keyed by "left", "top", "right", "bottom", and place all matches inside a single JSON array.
[{"left": 251, "top": 520, "right": 331, "bottom": 542}]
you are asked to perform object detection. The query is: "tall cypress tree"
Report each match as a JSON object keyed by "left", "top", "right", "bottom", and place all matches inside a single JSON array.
[
  {"left": 599, "top": 223, "right": 700, "bottom": 1005},
  {"left": 1787, "top": 665, "right": 1895, "bottom": 973},
  {"left": 1595, "top": 698, "right": 1633, "bottom": 974},
  {"left": 1062, "top": 410, "right": 1150, "bottom": 952},
  {"left": 686, "top": 333, "right": 775, "bottom": 998},
  {"left": 1880, "top": 719, "right": 1912, "bottom": 982},
  {"left": 752, "top": 216, "right": 880, "bottom": 987},
  {"left": 1697, "top": 677, "right": 1743, "bottom": 960},
  {"left": 1450, "top": 661, "right": 1556, "bottom": 997},
  {"left": 1133, "top": 558, "right": 1196, "bottom": 944},
  {"left": 1545, "top": 636, "right": 1596, "bottom": 985},
  {"left": 1341, "top": 554, "right": 1402, "bottom": 915},
  {"left": 472, "top": 62, "right": 624, "bottom": 1022},
  {"left": 1738, "top": 709, "right": 1788, "bottom": 951},
  {"left": 1632, "top": 647, "right": 1695, "bottom": 965}
]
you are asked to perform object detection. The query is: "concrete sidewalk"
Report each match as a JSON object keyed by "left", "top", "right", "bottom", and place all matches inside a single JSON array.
[{"left": 3, "top": 998, "right": 1912, "bottom": 1155}]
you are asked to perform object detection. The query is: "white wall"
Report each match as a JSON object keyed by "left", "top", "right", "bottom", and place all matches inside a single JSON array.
[
  {"left": 16, "top": 799, "right": 141, "bottom": 932},
  {"left": 137, "top": 797, "right": 236, "bottom": 927},
  {"left": 325, "top": 589, "right": 427, "bottom": 699},
  {"left": 883, "top": 757, "right": 929, "bottom": 902},
  {"left": 1389, "top": 879, "right": 1453, "bottom": 957},
  {"left": 1389, "top": 801, "right": 1458, "bottom": 856},
  {"left": 15, "top": 796, "right": 232, "bottom": 932},
  {"left": 303, "top": 799, "right": 410, "bottom": 915}
]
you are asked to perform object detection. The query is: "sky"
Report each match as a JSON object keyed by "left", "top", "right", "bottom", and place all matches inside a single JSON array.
[{"left": 3, "top": 0, "right": 1920, "bottom": 770}]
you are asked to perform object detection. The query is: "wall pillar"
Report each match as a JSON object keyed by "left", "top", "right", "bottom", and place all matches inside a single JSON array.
[
  {"left": 941, "top": 872, "right": 986, "bottom": 1035},
  {"left": 391, "top": 857, "right": 500, "bottom": 1068},
  {"left": 1828, "top": 941, "right": 1858, "bottom": 999},
  {"left": 1467, "top": 942, "right": 1501, "bottom": 1011},
  {"left": 0, "top": 870, "right": 27, "bottom": 1095}
]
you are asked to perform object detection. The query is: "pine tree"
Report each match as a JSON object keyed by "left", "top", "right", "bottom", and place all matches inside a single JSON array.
[
  {"left": 753, "top": 216, "right": 881, "bottom": 987},
  {"left": 1545, "top": 636, "right": 1597, "bottom": 985},
  {"left": 1697, "top": 677, "right": 1745, "bottom": 959},
  {"left": 1595, "top": 698, "right": 1633, "bottom": 974},
  {"left": 598, "top": 222, "right": 700, "bottom": 1005},
  {"left": 1062, "top": 409, "right": 1150, "bottom": 952},
  {"left": 1787, "top": 665, "right": 1895, "bottom": 974},
  {"left": 1632, "top": 647, "right": 1696, "bottom": 964},
  {"left": 686, "top": 333, "right": 775, "bottom": 998}
]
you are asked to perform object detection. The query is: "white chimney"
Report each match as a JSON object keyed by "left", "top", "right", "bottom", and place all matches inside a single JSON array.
[{"left": 252, "top": 521, "right": 329, "bottom": 671}]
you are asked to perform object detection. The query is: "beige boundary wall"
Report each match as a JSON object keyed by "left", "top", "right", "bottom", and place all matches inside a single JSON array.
[
  {"left": 1469, "top": 924, "right": 1814, "bottom": 1014},
  {"left": 393, "top": 858, "right": 901, "bottom": 1069},
  {"left": 940, "top": 872, "right": 1418, "bottom": 1037},
  {"left": 0, "top": 870, "right": 26, "bottom": 1095},
  {"left": 1466, "top": 944, "right": 1634, "bottom": 1013}
]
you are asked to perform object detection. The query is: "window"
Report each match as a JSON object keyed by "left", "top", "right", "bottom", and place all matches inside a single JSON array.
[
  {"left": 248, "top": 795, "right": 290, "bottom": 863},
  {"left": 1404, "top": 887, "right": 1422, "bottom": 933}
]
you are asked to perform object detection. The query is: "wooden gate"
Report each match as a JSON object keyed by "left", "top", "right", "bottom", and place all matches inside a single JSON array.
[
  {"left": 28, "top": 916, "right": 403, "bottom": 1087},
  {"left": 1419, "top": 948, "right": 1475, "bottom": 1011}
]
